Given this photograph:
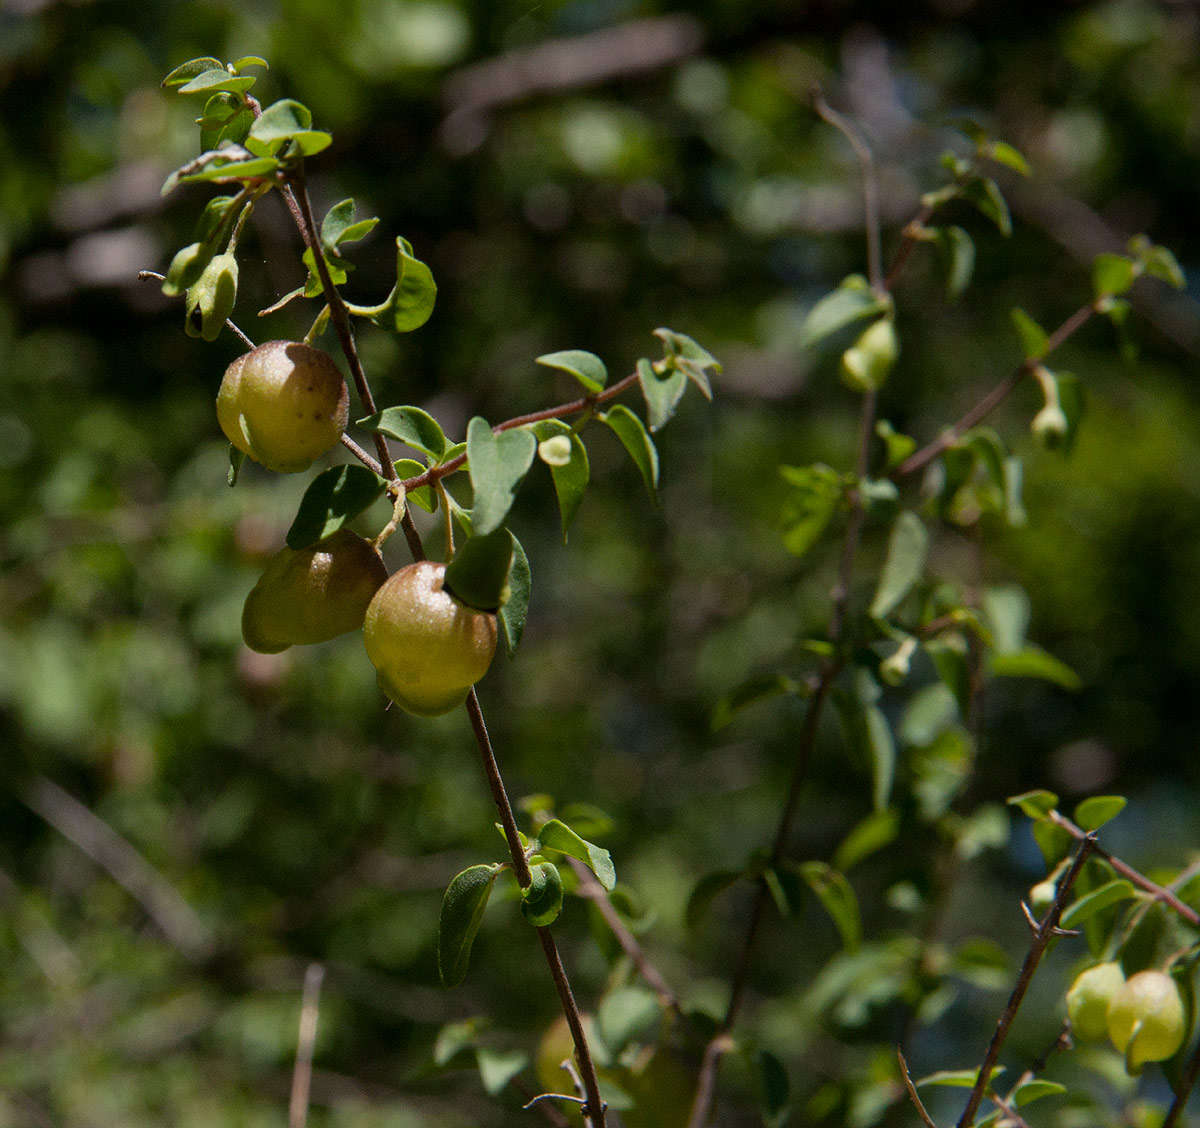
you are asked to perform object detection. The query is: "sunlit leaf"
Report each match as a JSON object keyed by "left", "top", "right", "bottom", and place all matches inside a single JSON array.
[
  {"left": 599, "top": 405, "right": 658, "bottom": 499},
  {"left": 536, "top": 349, "right": 607, "bottom": 394},
  {"left": 538, "top": 818, "right": 616, "bottom": 891},
  {"left": 465, "top": 418, "right": 536, "bottom": 536},
  {"left": 438, "top": 864, "right": 502, "bottom": 987}
]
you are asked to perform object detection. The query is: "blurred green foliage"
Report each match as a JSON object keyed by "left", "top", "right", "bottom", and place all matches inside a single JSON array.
[{"left": 2, "top": 1, "right": 1200, "bottom": 1125}]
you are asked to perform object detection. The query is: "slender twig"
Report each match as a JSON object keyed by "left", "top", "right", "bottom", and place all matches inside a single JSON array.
[
  {"left": 1162, "top": 1032, "right": 1200, "bottom": 1128},
  {"left": 897, "top": 1049, "right": 940, "bottom": 1128},
  {"left": 894, "top": 302, "right": 1096, "bottom": 480},
  {"left": 956, "top": 833, "right": 1097, "bottom": 1128},
  {"left": 288, "top": 963, "right": 325, "bottom": 1128},
  {"left": 137, "top": 270, "right": 257, "bottom": 349},
  {"left": 985, "top": 1093, "right": 1034, "bottom": 1128},
  {"left": 1048, "top": 811, "right": 1200, "bottom": 927}
]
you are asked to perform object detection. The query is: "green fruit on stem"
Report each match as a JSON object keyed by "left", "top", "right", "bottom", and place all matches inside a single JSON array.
[
  {"left": 1106, "top": 969, "right": 1186, "bottom": 1071},
  {"left": 217, "top": 340, "right": 349, "bottom": 472},
  {"left": 363, "top": 561, "right": 498, "bottom": 716},
  {"left": 840, "top": 316, "right": 898, "bottom": 393},
  {"left": 242, "top": 529, "right": 388, "bottom": 654},
  {"left": 1067, "top": 961, "right": 1125, "bottom": 1042}
]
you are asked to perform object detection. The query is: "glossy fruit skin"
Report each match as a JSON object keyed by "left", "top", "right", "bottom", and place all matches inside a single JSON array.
[
  {"left": 242, "top": 529, "right": 388, "bottom": 654},
  {"left": 1067, "top": 961, "right": 1125, "bottom": 1042},
  {"left": 217, "top": 341, "right": 349, "bottom": 472},
  {"left": 363, "top": 561, "right": 498, "bottom": 716},
  {"left": 1106, "top": 969, "right": 1186, "bottom": 1070}
]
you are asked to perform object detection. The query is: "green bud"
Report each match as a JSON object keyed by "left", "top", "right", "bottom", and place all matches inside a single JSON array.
[
  {"left": 185, "top": 252, "right": 239, "bottom": 341},
  {"left": 537, "top": 434, "right": 573, "bottom": 467},
  {"left": 840, "top": 317, "right": 898, "bottom": 393}
]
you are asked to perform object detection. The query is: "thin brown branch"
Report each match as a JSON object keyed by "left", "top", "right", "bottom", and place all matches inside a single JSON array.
[
  {"left": 956, "top": 833, "right": 1097, "bottom": 1128},
  {"left": 897, "top": 1049, "right": 940, "bottom": 1128},
  {"left": 1048, "top": 811, "right": 1200, "bottom": 927},
  {"left": 986, "top": 1093, "right": 1034, "bottom": 1128},
  {"left": 894, "top": 302, "right": 1095, "bottom": 480},
  {"left": 289, "top": 963, "right": 325, "bottom": 1128}
]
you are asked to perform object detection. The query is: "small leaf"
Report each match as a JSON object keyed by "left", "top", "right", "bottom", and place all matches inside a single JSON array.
[
  {"left": 653, "top": 327, "right": 720, "bottom": 399},
  {"left": 476, "top": 1047, "right": 528, "bottom": 1096},
  {"left": 161, "top": 242, "right": 215, "bottom": 297},
  {"left": 935, "top": 225, "right": 975, "bottom": 300},
  {"left": 521, "top": 862, "right": 564, "bottom": 926},
  {"left": 1075, "top": 795, "right": 1127, "bottom": 831},
  {"left": 183, "top": 252, "right": 238, "bottom": 341},
  {"left": 434, "top": 1017, "right": 484, "bottom": 1065},
  {"left": 1135, "top": 241, "right": 1185, "bottom": 289},
  {"left": 443, "top": 528, "right": 514, "bottom": 613},
  {"left": 917, "top": 1067, "right": 1004, "bottom": 1089},
  {"left": 962, "top": 176, "right": 1012, "bottom": 235},
  {"left": 532, "top": 420, "right": 589, "bottom": 540},
  {"left": 1006, "top": 789, "right": 1059, "bottom": 820},
  {"left": 637, "top": 357, "right": 688, "bottom": 432},
  {"left": 438, "top": 864, "right": 502, "bottom": 987},
  {"left": 536, "top": 350, "right": 607, "bottom": 394},
  {"left": 497, "top": 533, "right": 531, "bottom": 656},
  {"left": 983, "top": 585, "right": 1030, "bottom": 654},
  {"left": 800, "top": 275, "right": 888, "bottom": 348},
  {"left": 286, "top": 465, "right": 386, "bottom": 549},
  {"left": 175, "top": 154, "right": 282, "bottom": 188},
  {"left": 988, "top": 646, "right": 1082, "bottom": 689},
  {"left": 321, "top": 198, "right": 380, "bottom": 255},
  {"left": 248, "top": 98, "right": 313, "bottom": 143},
  {"left": 369, "top": 238, "right": 437, "bottom": 332},
  {"left": 360, "top": 405, "right": 448, "bottom": 459},
  {"left": 833, "top": 808, "right": 901, "bottom": 873},
  {"left": 178, "top": 68, "right": 257, "bottom": 95},
  {"left": 984, "top": 140, "right": 1031, "bottom": 176},
  {"left": 685, "top": 870, "right": 742, "bottom": 929},
  {"left": 598, "top": 986, "right": 660, "bottom": 1054},
  {"left": 162, "top": 57, "right": 225, "bottom": 88},
  {"left": 599, "top": 405, "right": 658, "bottom": 499},
  {"left": 1012, "top": 1080, "right": 1066, "bottom": 1108},
  {"left": 778, "top": 463, "right": 842, "bottom": 557},
  {"left": 796, "top": 861, "right": 861, "bottom": 950},
  {"left": 1093, "top": 253, "right": 1136, "bottom": 299},
  {"left": 753, "top": 1049, "right": 790, "bottom": 1128},
  {"left": 870, "top": 511, "right": 928, "bottom": 619},
  {"left": 1032, "top": 820, "right": 1074, "bottom": 868},
  {"left": 712, "top": 673, "right": 804, "bottom": 730},
  {"left": 1010, "top": 307, "right": 1049, "bottom": 359},
  {"left": 466, "top": 418, "right": 537, "bottom": 536},
  {"left": 1060, "top": 879, "right": 1137, "bottom": 929},
  {"left": 229, "top": 55, "right": 269, "bottom": 73},
  {"left": 875, "top": 420, "right": 916, "bottom": 470},
  {"left": 834, "top": 671, "right": 895, "bottom": 811},
  {"left": 393, "top": 458, "right": 436, "bottom": 512},
  {"left": 538, "top": 819, "right": 616, "bottom": 891}
]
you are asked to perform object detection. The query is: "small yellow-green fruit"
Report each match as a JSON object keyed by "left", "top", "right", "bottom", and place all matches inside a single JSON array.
[
  {"left": 1107, "top": 969, "right": 1186, "bottom": 1071},
  {"left": 1067, "top": 961, "right": 1125, "bottom": 1042},
  {"left": 363, "top": 561, "right": 498, "bottom": 716},
  {"left": 840, "top": 317, "right": 898, "bottom": 393},
  {"left": 242, "top": 529, "right": 388, "bottom": 654},
  {"left": 217, "top": 340, "right": 349, "bottom": 472}
]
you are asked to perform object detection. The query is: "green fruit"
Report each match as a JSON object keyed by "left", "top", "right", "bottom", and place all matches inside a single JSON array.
[
  {"left": 363, "top": 561, "right": 498, "bottom": 716},
  {"left": 1107, "top": 969, "right": 1186, "bottom": 1071},
  {"left": 840, "top": 317, "right": 898, "bottom": 393},
  {"left": 217, "top": 340, "right": 349, "bottom": 472},
  {"left": 1067, "top": 961, "right": 1125, "bottom": 1042},
  {"left": 241, "top": 529, "right": 388, "bottom": 654}
]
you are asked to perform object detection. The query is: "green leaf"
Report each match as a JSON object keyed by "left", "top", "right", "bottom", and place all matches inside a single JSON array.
[
  {"left": 712, "top": 673, "right": 804, "bottom": 730},
  {"left": 359, "top": 406, "right": 448, "bottom": 459},
  {"left": 637, "top": 357, "right": 688, "bottom": 432},
  {"left": 955, "top": 803, "right": 1010, "bottom": 860},
  {"left": 870, "top": 511, "right": 928, "bottom": 619},
  {"left": 229, "top": 55, "right": 269, "bottom": 73},
  {"left": 174, "top": 154, "right": 282, "bottom": 189},
  {"left": 227, "top": 445, "right": 245, "bottom": 487},
  {"left": 538, "top": 819, "right": 616, "bottom": 891},
  {"left": 950, "top": 937, "right": 1011, "bottom": 990},
  {"left": 392, "top": 459, "right": 436, "bottom": 512},
  {"left": 300, "top": 246, "right": 349, "bottom": 296},
  {"left": 1075, "top": 795, "right": 1127, "bottom": 831},
  {"left": 286, "top": 465, "right": 387, "bottom": 549},
  {"left": 183, "top": 252, "right": 238, "bottom": 341},
  {"left": 833, "top": 808, "right": 901, "bottom": 873},
  {"left": 962, "top": 176, "right": 1012, "bottom": 235},
  {"left": 834, "top": 671, "right": 895, "bottom": 811},
  {"left": 475, "top": 1047, "right": 528, "bottom": 1096},
  {"left": 1134, "top": 240, "right": 1185, "bottom": 289},
  {"left": 443, "top": 528, "right": 514, "bottom": 613},
  {"left": 466, "top": 418, "right": 537, "bottom": 536},
  {"left": 935, "top": 225, "right": 975, "bottom": 300},
  {"left": 983, "top": 585, "right": 1030, "bottom": 654},
  {"left": 369, "top": 238, "right": 437, "bottom": 333},
  {"left": 1010, "top": 307, "right": 1049, "bottom": 359},
  {"left": 248, "top": 98, "right": 313, "bottom": 142},
  {"left": 800, "top": 275, "right": 888, "bottom": 348},
  {"left": 686, "top": 870, "right": 742, "bottom": 929},
  {"left": 161, "top": 242, "right": 215, "bottom": 298},
  {"left": 497, "top": 533, "right": 530, "bottom": 656},
  {"left": 1012, "top": 1080, "right": 1066, "bottom": 1108},
  {"left": 438, "top": 864, "right": 502, "bottom": 987},
  {"left": 178, "top": 68, "right": 257, "bottom": 95},
  {"left": 653, "top": 327, "right": 721, "bottom": 399},
  {"left": 1006, "top": 789, "right": 1059, "bottom": 820},
  {"left": 988, "top": 646, "right": 1082, "bottom": 689},
  {"left": 198, "top": 94, "right": 254, "bottom": 151},
  {"left": 926, "top": 637, "right": 971, "bottom": 717},
  {"left": 532, "top": 420, "right": 589, "bottom": 540},
  {"left": 1032, "top": 820, "right": 1074, "bottom": 868},
  {"left": 984, "top": 140, "right": 1031, "bottom": 176},
  {"left": 917, "top": 1066, "right": 1003, "bottom": 1089},
  {"left": 320, "top": 198, "right": 379, "bottom": 256},
  {"left": 162, "top": 57, "right": 225, "bottom": 88},
  {"left": 599, "top": 406, "right": 658, "bottom": 499},
  {"left": 521, "top": 862, "right": 564, "bottom": 926},
  {"left": 796, "top": 861, "right": 861, "bottom": 950},
  {"left": 1060, "top": 879, "right": 1137, "bottom": 929},
  {"left": 875, "top": 420, "right": 916, "bottom": 470},
  {"left": 778, "top": 463, "right": 842, "bottom": 557},
  {"left": 598, "top": 986, "right": 660, "bottom": 1054},
  {"left": 1093, "top": 253, "right": 1137, "bottom": 299},
  {"left": 753, "top": 1049, "right": 790, "bottom": 1128},
  {"left": 536, "top": 350, "right": 607, "bottom": 394},
  {"left": 433, "top": 1017, "right": 484, "bottom": 1065}
]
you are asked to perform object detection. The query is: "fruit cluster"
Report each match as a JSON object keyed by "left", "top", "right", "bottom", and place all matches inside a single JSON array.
[{"left": 1067, "top": 962, "right": 1187, "bottom": 1072}]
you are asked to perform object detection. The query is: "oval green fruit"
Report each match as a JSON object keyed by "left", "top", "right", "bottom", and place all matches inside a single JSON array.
[
  {"left": 242, "top": 529, "right": 388, "bottom": 654},
  {"left": 363, "top": 561, "right": 498, "bottom": 716},
  {"left": 1107, "top": 969, "right": 1186, "bottom": 1071},
  {"left": 1066, "top": 961, "right": 1124, "bottom": 1042},
  {"left": 217, "top": 340, "right": 349, "bottom": 472}
]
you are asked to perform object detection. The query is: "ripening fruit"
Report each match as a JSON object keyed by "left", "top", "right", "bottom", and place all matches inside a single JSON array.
[
  {"left": 242, "top": 529, "right": 388, "bottom": 654},
  {"left": 217, "top": 340, "right": 349, "bottom": 472},
  {"left": 1067, "top": 961, "right": 1125, "bottom": 1042},
  {"left": 363, "top": 561, "right": 498, "bottom": 716},
  {"left": 1106, "top": 970, "right": 1187, "bottom": 1071}
]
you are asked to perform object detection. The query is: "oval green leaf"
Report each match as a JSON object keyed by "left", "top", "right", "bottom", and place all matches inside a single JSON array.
[
  {"left": 466, "top": 418, "right": 536, "bottom": 536},
  {"left": 536, "top": 349, "right": 607, "bottom": 394},
  {"left": 599, "top": 405, "right": 658, "bottom": 499},
  {"left": 359, "top": 405, "right": 448, "bottom": 459},
  {"left": 438, "top": 864, "right": 502, "bottom": 987},
  {"left": 285, "top": 465, "right": 387, "bottom": 549},
  {"left": 538, "top": 818, "right": 616, "bottom": 891},
  {"left": 1074, "top": 795, "right": 1127, "bottom": 831},
  {"left": 443, "top": 528, "right": 514, "bottom": 613},
  {"left": 532, "top": 420, "right": 589, "bottom": 540},
  {"left": 637, "top": 357, "right": 688, "bottom": 432},
  {"left": 1060, "top": 879, "right": 1137, "bottom": 929},
  {"left": 497, "top": 532, "right": 530, "bottom": 656},
  {"left": 869, "top": 510, "right": 928, "bottom": 619}
]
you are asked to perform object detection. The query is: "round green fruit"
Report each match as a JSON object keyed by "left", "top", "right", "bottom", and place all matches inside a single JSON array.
[
  {"left": 242, "top": 529, "right": 388, "bottom": 654},
  {"left": 217, "top": 340, "right": 349, "bottom": 472},
  {"left": 1067, "top": 961, "right": 1125, "bottom": 1042},
  {"left": 1107, "top": 969, "right": 1186, "bottom": 1071},
  {"left": 362, "top": 561, "right": 498, "bottom": 716}
]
